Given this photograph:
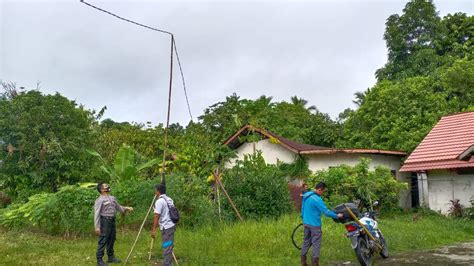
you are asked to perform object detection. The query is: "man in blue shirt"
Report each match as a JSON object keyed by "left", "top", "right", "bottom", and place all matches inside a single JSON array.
[{"left": 301, "top": 182, "right": 343, "bottom": 266}]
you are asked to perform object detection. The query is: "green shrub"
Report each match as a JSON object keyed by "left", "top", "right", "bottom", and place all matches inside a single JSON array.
[
  {"left": 0, "top": 172, "right": 217, "bottom": 235},
  {"left": 0, "top": 185, "right": 97, "bottom": 235},
  {"left": 307, "top": 158, "right": 408, "bottom": 210},
  {"left": 222, "top": 152, "right": 293, "bottom": 220}
]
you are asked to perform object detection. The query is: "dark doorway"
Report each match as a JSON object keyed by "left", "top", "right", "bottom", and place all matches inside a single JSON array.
[{"left": 411, "top": 172, "right": 420, "bottom": 208}]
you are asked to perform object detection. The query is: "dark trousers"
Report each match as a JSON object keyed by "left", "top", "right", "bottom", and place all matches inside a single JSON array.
[
  {"left": 161, "top": 226, "right": 176, "bottom": 266},
  {"left": 301, "top": 225, "right": 322, "bottom": 261},
  {"left": 96, "top": 216, "right": 116, "bottom": 262}
]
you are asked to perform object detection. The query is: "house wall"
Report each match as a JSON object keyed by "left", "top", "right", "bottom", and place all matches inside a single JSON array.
[
  {"left": 304, "top": 153, "right": 403, "bottom": 173},
  {"left": 225, "top": 139, "right": 411, "bottom": 209},
  {"left": 224, "top": 139, "right": 295, "bottom": 168},
  {"left": 426, "top": 170, "right": 474, "bottom": 214}
]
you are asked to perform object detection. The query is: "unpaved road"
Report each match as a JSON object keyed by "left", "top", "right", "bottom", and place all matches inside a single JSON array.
[{"left": 331, "top": 242, "right": 474, "bottom": 265}]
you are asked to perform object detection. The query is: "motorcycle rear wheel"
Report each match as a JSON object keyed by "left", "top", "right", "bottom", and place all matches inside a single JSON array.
[{"left": 355, "top": 237, "right": 372, "bottom": 266}]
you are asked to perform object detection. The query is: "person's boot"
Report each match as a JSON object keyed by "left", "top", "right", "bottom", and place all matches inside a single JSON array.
[
  {"left": 107, "top": 256, "right": 122, "bottom": 263},
  {"left": 301, "top": 255, "right": 308, "bottom": 266},
  {"left": 311, "top": 258, "right": 319, "bottom": 266},
  {"left": 97, "top": 259, "right": 108, "bottom": 266}
]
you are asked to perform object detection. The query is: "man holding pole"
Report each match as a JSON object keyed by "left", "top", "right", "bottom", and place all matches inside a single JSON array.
[{"left": 151, "top": 184, "right": 176, "bottom": 266}]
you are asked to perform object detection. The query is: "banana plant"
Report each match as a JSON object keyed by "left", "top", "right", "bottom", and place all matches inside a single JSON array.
[{"left": 87, "top": 144, "right": 160, "bottom": 184}]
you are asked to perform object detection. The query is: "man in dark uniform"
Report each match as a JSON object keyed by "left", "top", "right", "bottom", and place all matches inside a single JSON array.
[{"left": 94, "top": 182, "right": 133, "bottom": 266}]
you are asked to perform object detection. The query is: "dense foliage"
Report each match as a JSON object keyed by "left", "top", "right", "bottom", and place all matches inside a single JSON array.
[
  {"left": 0, "top": 173, "right": 215, "bottom": 235},
  {"left": 0, "top": 185, "right": 97, "bottom": 235},
  {"left": 0, "top": 87, "right": 98, "bottom": 200},
  {"left": 222, "top": 153, "right": 293, "bottom": 220},
  {"left": 340, "top": 0, "right": 473, "bottom": 151},
  {"left": 307, "top": 159, "right": 408, "bottom": 210}
]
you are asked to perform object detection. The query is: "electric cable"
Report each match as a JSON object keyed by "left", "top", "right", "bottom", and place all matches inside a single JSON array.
[{"left": 79, "top": 0, "right": 193, "bottom": 122}]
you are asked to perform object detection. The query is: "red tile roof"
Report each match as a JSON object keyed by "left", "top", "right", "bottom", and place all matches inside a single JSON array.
[
  {"left": 400, "top": 111, "right": 474, "bottom": 172},
  {"left": 224, "top": 125, "right": 406, "bottom": 156}
]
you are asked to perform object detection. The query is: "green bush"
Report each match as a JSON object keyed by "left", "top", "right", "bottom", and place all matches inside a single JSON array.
[
  {"left": 114, "top": 174, "right": 217, "bottom": 228},
  {"left": 0, "top": 172, "right": 217, "bottom": 235},
  {"left": 222, "top": 152, "right": 293, "bottom": 220},
  {"left": 307, "top": 158, "right": 408, "bottom": 210},
  {"left": 0, "top": 185, "right": 97, "bottom": 235}
]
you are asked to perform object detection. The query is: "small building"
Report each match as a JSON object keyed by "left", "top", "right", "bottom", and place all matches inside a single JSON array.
[
  {"left": 223, "top": 125, "right": 410, "bottom": 208},
  {"left": 400, "top": 111, "right": 474, "bottom": 214}
]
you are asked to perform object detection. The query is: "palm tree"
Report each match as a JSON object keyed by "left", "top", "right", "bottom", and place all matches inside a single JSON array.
[
  {"left": 353, "top": 88, "right": 371, "bottom": 107},
  {"left": 290, "top": 96, "right": 317, "bottom": 112}
]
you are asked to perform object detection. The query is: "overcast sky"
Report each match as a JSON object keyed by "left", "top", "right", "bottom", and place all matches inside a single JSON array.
[{"left": 0, "top": 0, "right": 472, "bottom": 126}]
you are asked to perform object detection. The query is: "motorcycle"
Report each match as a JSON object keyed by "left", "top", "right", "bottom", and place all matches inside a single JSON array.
[{"left": 334, "top": 201, "right": 389, "bottom": 266}]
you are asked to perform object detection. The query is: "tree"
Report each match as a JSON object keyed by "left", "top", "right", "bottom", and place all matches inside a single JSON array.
[
  {"left": 290, "top": 96, "right": 317, "bottom": 112},
  {"left": 0, "top": 86, "right": 97, "bottom": 199},
  {"left": 376, "top": 0, "right": 443, "bottom": 81},
  {"left": 339, "top": 58, "right": 474, "bottom": 152}
]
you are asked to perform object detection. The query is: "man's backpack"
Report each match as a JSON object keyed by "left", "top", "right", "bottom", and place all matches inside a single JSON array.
[{"left": 161, "top": 196, "right": 180, "bottom": 224}]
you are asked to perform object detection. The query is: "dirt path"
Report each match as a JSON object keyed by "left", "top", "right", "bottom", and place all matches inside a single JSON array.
[{"left": 331, "top": 242, "right": 474, "bottom": 265}]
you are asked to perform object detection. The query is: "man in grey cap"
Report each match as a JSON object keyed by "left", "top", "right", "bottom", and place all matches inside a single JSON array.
[{"left": 94, "top": 182, "right": 133, "bottom": 266}]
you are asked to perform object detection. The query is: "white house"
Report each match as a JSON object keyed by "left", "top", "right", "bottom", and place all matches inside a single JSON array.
[
  {"left": 400, "top": 111, "right": 474, "bottom": 214},
  {"left": 223, "top": 125, "right": 411, "bottom": 208}
]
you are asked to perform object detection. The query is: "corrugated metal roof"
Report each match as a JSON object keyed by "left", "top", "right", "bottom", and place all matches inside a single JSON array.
[
  {"left": 400, "top": 111, "right": 474, "bottom": 172},
  {"left": 224, "top": 125, "right": 406, "bottom": 157}
]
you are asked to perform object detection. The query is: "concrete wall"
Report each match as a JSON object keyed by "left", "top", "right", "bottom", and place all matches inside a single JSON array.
[
  {"left": 224, "top": 139, "right": 295, "bottom": 168},
  {"left": 305, "top": 153, "right": 403, "bottom": 174},
  {"left": 425, "top": 170, "right": 474, "bottom": 214}
]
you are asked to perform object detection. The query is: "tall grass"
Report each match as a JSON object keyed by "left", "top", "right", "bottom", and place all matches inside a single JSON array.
[{"left": 1, "top": 212, "right": 473, "bottom": 265}]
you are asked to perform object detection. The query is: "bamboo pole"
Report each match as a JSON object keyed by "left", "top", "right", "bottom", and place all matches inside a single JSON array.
[
  {"left": 124, "top": 195, "right": 156, "bottom": 265},
  {"left": 148, "top": 238, "right": 154, "bottom": 261},
  {"left": 344, "top": 205, "right": 382, "bottom": 251},
  {"left": 215, "top": 169, "right": 243, "bottom": 221},
  {"left": 172, "top": 251, "right": 179, "bottom": 265},
  {"left": 217, "top": 181, "right": 222, "bottom": 221}
]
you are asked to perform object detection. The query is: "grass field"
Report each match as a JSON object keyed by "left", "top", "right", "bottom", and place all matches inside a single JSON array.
[{"left": 1, "top": 212, "right": 473, "bottom": 265}]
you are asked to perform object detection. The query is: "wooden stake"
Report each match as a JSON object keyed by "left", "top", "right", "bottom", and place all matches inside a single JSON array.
[
  {"left": 124, "top": 195, "right": 156, "bottom": 265},
  {"left": 148, "top": 238, "right": 154, "bottom": 261},
  {"left": 217, "top": 180, "right": 222, "bottom": 221},
  {"left": 215, "top": 169, "right": 243, "bottom": 221},
  {"left": 172, "top": 251, "right": 179, "bottom": 265}
]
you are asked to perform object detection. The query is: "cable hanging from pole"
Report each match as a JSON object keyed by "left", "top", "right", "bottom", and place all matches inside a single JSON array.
[{"left": 79, "top": 0, "right": 193, "bottom": 122}]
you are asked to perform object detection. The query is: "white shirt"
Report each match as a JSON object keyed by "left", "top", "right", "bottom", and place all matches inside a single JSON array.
[{"left": 154, "top": 194, "right": 176, "bottom": 230}]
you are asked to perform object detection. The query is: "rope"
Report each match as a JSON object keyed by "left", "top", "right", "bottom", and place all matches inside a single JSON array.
[
  {"left": 173, "top": 38, "right": 193, "bottom": 121},
  {"left": 79, "top": 0, "right": 193, "bottom": 122},
  {"left": 79, "top": 0, "right": 172, "bottom": 35}
]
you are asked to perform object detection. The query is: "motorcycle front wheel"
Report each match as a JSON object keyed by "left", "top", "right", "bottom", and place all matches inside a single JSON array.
[
  {"left": 378, "top": 231, "right": 389, "bottom": 259},
  {"left": 355, "top": 237, "right": 372, "bottom": 266}
]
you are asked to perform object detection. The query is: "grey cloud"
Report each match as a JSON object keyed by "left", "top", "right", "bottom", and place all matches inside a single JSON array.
[{"left": 1, "top": 0, "right": 472, "bottom": 125}]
